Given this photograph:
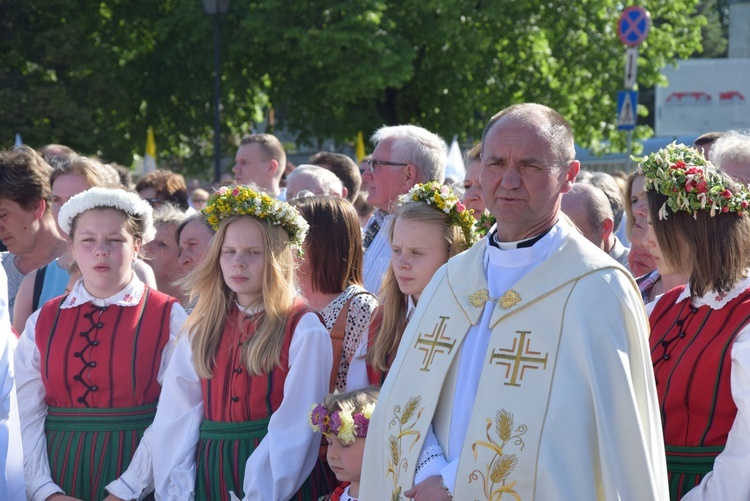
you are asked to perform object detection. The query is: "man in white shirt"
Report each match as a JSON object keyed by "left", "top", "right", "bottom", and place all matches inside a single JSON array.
[
  {"left": 360, "top": 103, "right": 668, "bottom": 500},
  {"left": 361, "top": 126, "right": 447, "bottom": 295},
  {"left": 232, "top": 133, "right": 287, "bottom": 199}
]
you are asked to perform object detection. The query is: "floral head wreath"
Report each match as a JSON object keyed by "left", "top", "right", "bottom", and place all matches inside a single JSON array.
[
  {"left": 202, "top": 185, "right": 309, "bottom": 253},
  {"left": 309, "top": 401, "right": 375, "bottom": 444},
  {"left": 635, "top": 142, "right": 750, "bottom": 219},
  {"left": 59, "top": 187, "right": 156, "bottom": 243},
  {"left": 475, "top": 212, "right": 496, "bottom": 238},
  {"left": 398, "top": 182, "right": 479, "bottom": 246}
]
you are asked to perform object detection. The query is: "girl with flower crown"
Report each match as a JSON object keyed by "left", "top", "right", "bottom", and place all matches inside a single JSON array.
[
  {"left": 14, "top": 187, "right": 188, "bottom": 501},
  {"left": 149, "top": 186, "right": 333, "bottom": 501},
  {"left": 309, "top": 387, "right": 378, "bottom": 501},
  {"left": 639, "top": 144, "right": 750, "bottom": 500},
  {"left": 347, "top": 182, "right": 476, "bottom": 389},
  {"left": 12, "top": 155, "right": 158, "bottom": 334}
]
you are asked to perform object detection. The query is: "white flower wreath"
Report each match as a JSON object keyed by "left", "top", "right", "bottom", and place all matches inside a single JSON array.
[{"left": 58, "top": 187, "right": 156, "bottom": 242}]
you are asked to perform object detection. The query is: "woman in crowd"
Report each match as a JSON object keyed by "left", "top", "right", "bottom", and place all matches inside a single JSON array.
[
  {"left": 150, "top": 186, "right": 332, "bottom": 500},
  {"left": 462, "top": 143, "right": 486, "bottom": 219},
  {"left": 176, "top": 212, "right": 215, "bottom": 274},
  {"left": 290, "top": 196, "right": 378, "bottom": 392},
  {"left": 640, "top": 143, "right": 750, "bottom": 499},
  {"left": 348, "top": 183, "right": 476, "bottom": 389},
  {"left": 628, "top": 170, "right": 688, "bottom": 304},
  {"left": 143, "top": 204, "right": 188, "bottom": 306},
  {"left": 135, "top": 169, "right": 190, "bottom": 212},
  {"left": 0, "top": 146, "right": 67, "bottom": 321},
  {"left": 14, "top": 187, "right": 187, "bottom": 501},
  {"left": 625, "top": 171, "right": 656, "bottom": 279},
  {"left": 13, "top": 156, "right": 157, "bottom": 332}
]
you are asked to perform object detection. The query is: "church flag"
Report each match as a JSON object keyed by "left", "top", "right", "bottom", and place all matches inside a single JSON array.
[
  {"left": 445, "top": 134, "right": 465, "bottom": 183},
  {"left": 355, "top": 131, "right": 366, "bottom": 163},
  {"left": 144, "top": 126, "right": 156, "bottom": 173}
]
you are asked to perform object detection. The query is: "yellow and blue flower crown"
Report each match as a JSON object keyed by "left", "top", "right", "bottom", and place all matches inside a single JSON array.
[
  {"left": 398, "top": 182, "right": 479, "bottom": 246},
  {"left": 202, "top": 185, "right": 309, "bottom": 252},
  {"left": 635, "top": 142, "right": 750, "bottom": 219}
]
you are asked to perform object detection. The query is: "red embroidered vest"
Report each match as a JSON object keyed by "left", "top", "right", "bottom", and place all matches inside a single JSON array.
[
  {"left": 650, "top": 286, "right": 750, "bottom": 446},
  {"left": 201, "top": 302, "right": 315, "bottom": 422},
  {"left": 35, "top": 287, "right": 176, "bottom": 408}
]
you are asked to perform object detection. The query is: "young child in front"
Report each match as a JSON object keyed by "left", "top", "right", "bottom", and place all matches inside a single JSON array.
[
  {"left": 149, "top": 185, "right": 333, "bottom": 500},
  {"left": 347, "top": 182, "right": 478, "bottom": 389},
  {"left": 310, "top": 387, "right": 379, "bottom": 501}
]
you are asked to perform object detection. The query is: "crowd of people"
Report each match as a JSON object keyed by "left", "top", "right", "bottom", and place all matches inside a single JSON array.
[{"left": 1, "top": 104, "right": 750, "bottom": 501}]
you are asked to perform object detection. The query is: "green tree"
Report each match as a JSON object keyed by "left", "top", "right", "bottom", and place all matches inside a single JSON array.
[
  {"left": 692, "top": 0, "right": 728, "bottom": 58},
  {"left": 0, "top": 0, "right": 706, "bottom": 178}
]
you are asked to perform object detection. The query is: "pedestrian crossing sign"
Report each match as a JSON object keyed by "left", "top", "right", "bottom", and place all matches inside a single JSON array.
[{"left": 617, "top": 90, "right": 638, "bottom": 130}]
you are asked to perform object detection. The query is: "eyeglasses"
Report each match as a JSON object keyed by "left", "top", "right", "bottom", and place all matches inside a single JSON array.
[
  {"left": 366, "top": 159, "right": 409, "bottom": 173},
  {"left": 145, "top": 198, "right": 166, "bottom": 208}
]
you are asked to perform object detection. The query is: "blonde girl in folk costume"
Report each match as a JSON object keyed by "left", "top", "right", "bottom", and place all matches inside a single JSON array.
[
  {"left": 14, "top": 187, "right": 188, "bottom": 501},
  {"left": 150, "top": 186, "right": 333, "bottom": 500},
  {"left": 309, "top": 388, "right": 378, "bottom": 501},
  {"left": 347, "top": 182, "right": 477, "bottom": 389}
]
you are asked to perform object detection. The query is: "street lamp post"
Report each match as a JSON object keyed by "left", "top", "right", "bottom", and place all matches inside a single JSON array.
[{"left": 202, "top": 0, "right": 231, "bottom": 184}]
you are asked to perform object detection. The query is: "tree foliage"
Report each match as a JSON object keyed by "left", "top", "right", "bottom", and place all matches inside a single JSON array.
[{"left": 0, "top": 0, "right": 706, "bottom": 178}]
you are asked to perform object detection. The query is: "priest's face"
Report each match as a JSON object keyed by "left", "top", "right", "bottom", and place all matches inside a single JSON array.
[
  {"left": 481, "top": 114, "right": 579, "bottom": 242},
  {"left": 390, "top": 218, "right": 450, "bottom": 303}
]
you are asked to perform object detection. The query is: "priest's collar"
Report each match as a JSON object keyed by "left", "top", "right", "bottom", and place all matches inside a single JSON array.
[
  {"left": 406, "top": 295, "right": 417, "bottom": 322},
  {"left": 490, "top": 225, "right": 555, "bottom": 250},
  {"left": 484, "top": 220, "right": 569, "bottom": 270},
  {"left": 62, "top": 275, "right": 144, "bottom": 309}
]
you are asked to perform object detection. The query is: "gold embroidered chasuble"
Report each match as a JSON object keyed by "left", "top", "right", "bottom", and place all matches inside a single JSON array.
[{"left": 360, "top": 231, "right": 669, "bottom": 501}]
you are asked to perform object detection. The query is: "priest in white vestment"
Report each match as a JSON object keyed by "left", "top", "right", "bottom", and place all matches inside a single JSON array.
[{"left": 360, "top": 103, "right": 669, "bottom": 501}]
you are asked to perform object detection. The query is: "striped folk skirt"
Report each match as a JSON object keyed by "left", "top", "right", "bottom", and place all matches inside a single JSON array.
[
  {"left": 45, "top": 403, "right": 157, "bottom": 500},
  {"left": 665, "top": 444, "right": 723, "bottom": 500},
  {"left": 196, "top": 418, "right": 334, "bottom": 501}
]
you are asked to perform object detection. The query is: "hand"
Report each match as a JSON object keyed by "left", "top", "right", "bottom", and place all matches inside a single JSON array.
[
  {"left": 102, "top": 495, "right": 126, "bottom": 501},
  {"left": 45, "top": 495, "right": 82, "bottom": 501},
  {"left": 404, "top": 475, "right": 452, "bottom": 500}
]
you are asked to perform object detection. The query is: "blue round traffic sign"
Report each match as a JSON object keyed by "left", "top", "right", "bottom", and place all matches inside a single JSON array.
[{"left": 618, "top": 6, "right": 651, "bottom": 47}]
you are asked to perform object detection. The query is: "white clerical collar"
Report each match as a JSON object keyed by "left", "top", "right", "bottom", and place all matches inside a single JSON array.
[
  {"left": 675, "top": 271, "right": 750, "bottom": 310},
  {"left": 406, "top": 295, "right": 417, "bottom": 322},
  {"left": 62, "top": 275, "right": 143, "bottom": 309},
  {"left": 485, "top": 221, "right": 567, "bottom": 269},
  {"left": 492, "top": 230, "right": 549, "bottom": 250}
]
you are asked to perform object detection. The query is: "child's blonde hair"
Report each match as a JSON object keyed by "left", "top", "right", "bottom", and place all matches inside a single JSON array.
[
  {"left": 367, "top": 201, "right": 470, "bottom": 372},
  {"left": 181, "top": 215, "right": 297, "bottom": 378},
  {"left": 323, "top": 387, "right": 379, "bottom": 418}
]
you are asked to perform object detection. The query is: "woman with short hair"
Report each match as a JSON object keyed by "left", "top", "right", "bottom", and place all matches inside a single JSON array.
[{"left": 640, "top": 143, "right": 750, "bottom": 500}]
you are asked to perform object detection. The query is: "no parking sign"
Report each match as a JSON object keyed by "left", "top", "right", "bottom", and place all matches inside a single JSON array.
[{"left": 618, "top": 6, "right": 651, "bottom": 47}]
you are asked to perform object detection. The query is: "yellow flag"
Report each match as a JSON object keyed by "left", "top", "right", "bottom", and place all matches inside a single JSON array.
[
  {"left": 144, "top": 126, "right": 156, "bottom": 173},
  {"left": 355, "top": 131, "right": 366, "bottom": 163}
]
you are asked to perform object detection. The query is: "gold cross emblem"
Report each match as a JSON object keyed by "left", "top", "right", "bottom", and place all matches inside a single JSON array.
[
  {"left": 414, "top": 316, "right": 455, "bottom": 372},
  {"left": 490, "top": 331, "right": 548, "bottom": 386}
]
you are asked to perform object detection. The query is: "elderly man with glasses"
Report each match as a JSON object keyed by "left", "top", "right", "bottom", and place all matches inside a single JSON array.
[{"left": 360, "top": 125, "right": 447, "bottom": 295}]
